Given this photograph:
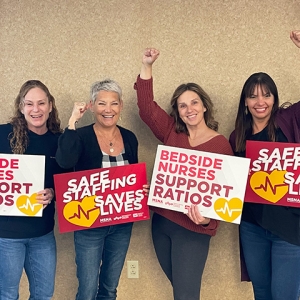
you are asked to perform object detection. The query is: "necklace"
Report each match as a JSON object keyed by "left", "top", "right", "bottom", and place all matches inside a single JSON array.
[
  {"left": 108, "top": 140, "right": 115, "bottom": 153},
  {"left": 95, "top": 126, "right": 118, "bottom": 153}
]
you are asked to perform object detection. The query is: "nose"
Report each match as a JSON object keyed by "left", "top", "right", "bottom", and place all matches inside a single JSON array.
[
  {"left": 186, "top": 104, "right": 193, "bottom": 112},
  {"left": 104, "top": 104, "right": 112, "bottom": 112},
  {"left": 256, "top": 96, "right": 265, "bottom": 105},
  {"left": 32, "top": 103, "right": 39, "bottom": 112}
]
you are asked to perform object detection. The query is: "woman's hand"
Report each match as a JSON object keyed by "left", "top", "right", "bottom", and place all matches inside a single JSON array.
[
  {"left": 140, "top": 48, "right": 160, "bottom": 80},
  {"left": 186, "top": 205, "right": 210, "bottom": 225},
  {"left": 143, "top": 183, "right": 150, "bottom": 196},
  {"left": 36, "top": 188, "right": 54, "bottom": 208},
  {"left": 68, "top": 102, "right": 89, "bottom": 129},
  {"left": 142, "top": 48, "right": 160, "bottom": 66},
  {"left": 290, "top": 30, "right": 300, "bottom": 48}
]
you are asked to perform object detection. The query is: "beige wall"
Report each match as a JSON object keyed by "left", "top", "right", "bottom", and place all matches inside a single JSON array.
[{"left": 1, "top": 0, "right": 299, "bottom": 299}]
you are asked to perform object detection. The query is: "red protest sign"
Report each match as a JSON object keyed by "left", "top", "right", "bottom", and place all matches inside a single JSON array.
[
  {"left": 54, "top": 163, "right": 150, "bottom": 233},
  {"left": 245, "top": 141, "right": 300, "bottom": 207}
]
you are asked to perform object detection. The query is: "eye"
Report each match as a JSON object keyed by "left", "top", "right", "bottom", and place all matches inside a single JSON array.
[
  {"left": 111, "top": 102, "right": 119, "bottom": 106},
  {"left": 98, "top": 102, "right": 105, "bottom": 106},
  {"left": 264, "top": 93, "right": 271, "bottom": 97},
  {"left": 178, "top": 104, "right": 186, "bottom": 109},
  {"left": 249, "top": 95, "right": 256, "bottom": 99}
]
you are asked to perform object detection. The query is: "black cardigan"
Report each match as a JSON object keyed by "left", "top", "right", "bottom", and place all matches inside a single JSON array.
[{"left": 56, "top": 124, "right": 138, "bottom": 171}]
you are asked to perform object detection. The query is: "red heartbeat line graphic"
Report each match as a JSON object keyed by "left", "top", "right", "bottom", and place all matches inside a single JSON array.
[
  {"left": 68, "top": 206, "right": 99, "bottom": 221},
  {"left": 254, "top": 176, "right": 287, "bottom": 195}
]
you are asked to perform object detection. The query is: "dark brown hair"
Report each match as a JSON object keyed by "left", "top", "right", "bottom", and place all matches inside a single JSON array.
[{"left": 234, "top": 72, "right": 279, "bottom": 152}]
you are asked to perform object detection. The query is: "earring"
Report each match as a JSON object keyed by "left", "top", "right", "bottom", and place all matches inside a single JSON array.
[
  {"left": 245, "top": 106, "right": 248, "bottom": 115},
  {"left": 119, "top": 114, "right": 122, "bottom": 121}
]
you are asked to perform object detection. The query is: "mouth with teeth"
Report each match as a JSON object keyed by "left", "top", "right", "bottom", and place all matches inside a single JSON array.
[
  {"left": 186, "top": 114, "right": 197, "bottom": 119},
  {"left": 254, "top": 108, "right": 267, "bottom": 113},
  {"left": 31, "top": 114, "right": 43, "bottom": 119}
]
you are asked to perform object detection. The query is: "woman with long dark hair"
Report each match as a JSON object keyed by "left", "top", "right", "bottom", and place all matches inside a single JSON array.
[{"left": 229, "top": 30, "right": 300, "bottom": 300}]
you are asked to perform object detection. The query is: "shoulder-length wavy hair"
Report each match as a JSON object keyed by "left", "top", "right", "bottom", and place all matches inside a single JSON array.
[
  {"left": 9, "top": 80, "right": 62, "bottom": 154},
  {"left": 234, "top": 72, "right": 279, "bottom": 153},
  {"left": 170, "top": 82, "right": 218, "bottom": 135}
]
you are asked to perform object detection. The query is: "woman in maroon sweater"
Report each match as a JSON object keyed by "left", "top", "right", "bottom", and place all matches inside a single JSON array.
[{"left": 135, "top": 48, "right": 233, "bottom": 300}]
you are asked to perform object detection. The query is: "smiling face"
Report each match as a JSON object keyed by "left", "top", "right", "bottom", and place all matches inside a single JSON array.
[
  {"left": 177, "top": 90, "right": 207, "bottom": 129},
  {"left": 245, "top": 84, "right": 274, "bottom": 125},
  {"left": 21, "top": 87, "right": 52, "bottom": 134},
  {"left": 91, "top": 90, "right": 123, "bottom": 128}
]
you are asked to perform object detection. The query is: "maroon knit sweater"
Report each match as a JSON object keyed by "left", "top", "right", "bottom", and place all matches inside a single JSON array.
[{"left": 135, "top": 76, "right": 233, "bottom": 236}]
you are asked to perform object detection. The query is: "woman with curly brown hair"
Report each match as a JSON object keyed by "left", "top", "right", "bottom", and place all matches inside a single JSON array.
[{"left": 0, "top": 80, "right": 66, "bottom": 300}]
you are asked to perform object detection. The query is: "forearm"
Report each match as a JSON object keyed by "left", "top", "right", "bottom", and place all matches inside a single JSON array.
[
  {"left": 135, "top": 76, "right": 174, "bottom": 142},
  {"left": 140, "top": 64, "right": 152, "bottom": 80},
  {"left": 67, "top": 116, "right": 78, "bottom": 130}
]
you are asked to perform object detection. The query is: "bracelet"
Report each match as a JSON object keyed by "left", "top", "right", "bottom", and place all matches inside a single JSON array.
[{"left": 67, "top": 121, "right": 78, "bottom": 129}]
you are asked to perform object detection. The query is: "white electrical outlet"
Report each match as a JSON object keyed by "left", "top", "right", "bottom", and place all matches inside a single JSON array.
[{"left": 127, "top": 260, "right": 139, "bottom": 278}]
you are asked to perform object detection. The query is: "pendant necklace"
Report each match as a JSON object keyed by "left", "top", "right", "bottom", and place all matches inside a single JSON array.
[
  {"left": 105, "top": 134, "right": 117, "bottom": 153},
  {"left": 109, "top": 140, "right": 115, "bottom": 153},
  {"left": 108, "top": 130, "right": 118, "bottom": 153},
  {"left": 96, "top": 127, "right": 118, "bottom": 153}
]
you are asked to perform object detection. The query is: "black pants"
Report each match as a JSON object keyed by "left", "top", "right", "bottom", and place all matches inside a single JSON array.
[{"left": 152, "top": 213, "right": 211, "bottom": 300}]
